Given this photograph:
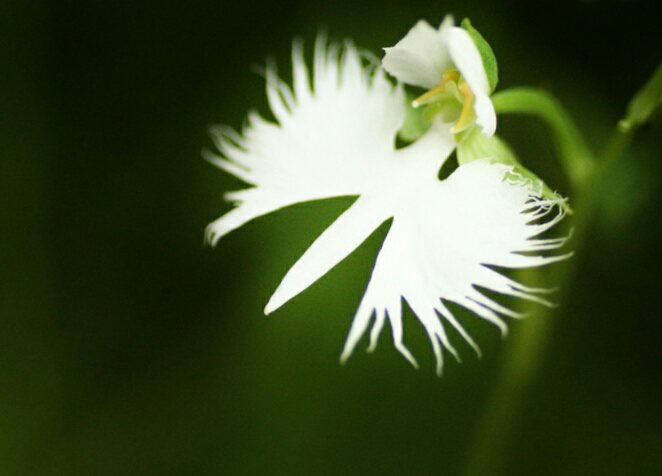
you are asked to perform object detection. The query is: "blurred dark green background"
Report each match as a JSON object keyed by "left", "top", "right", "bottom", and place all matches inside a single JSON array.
[{"left": 2, "top": 0, "right": 660, "bottom": 474}]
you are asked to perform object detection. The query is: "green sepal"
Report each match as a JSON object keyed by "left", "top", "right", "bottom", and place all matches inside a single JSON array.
[
  {"left": 492, "top": 88, "right": 594, "bottom": 188},
  {"left": 457, "top": 127, "right": 567, "bottom": 208},
  {"left": 397, "top": 93, "right": 432, "bottom": 142},
  {"left": 461, "top": 18, "right": 498, "bottom": 93}
]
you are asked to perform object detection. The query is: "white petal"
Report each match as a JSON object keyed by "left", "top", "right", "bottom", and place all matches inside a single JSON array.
[
  {"left": 205, "top": 193, "right": 287, "bottom": 246},
  {"left": 264, "top": 195, "right": 391, "bottom": 314},
  {"left": 207, "top": 37, "right": 406, "bottom": 244},
  {"left": 341, "top": 159, "right": 569, "bottom": 373},
  {"left": 472, "top": 93, "right": 497, "bottom": 137},
  {"left": 438, "top": 13, "right": 455, "bottom": 32},
  {"left": 448, "top": 27, "right": 496, "bottom": 136},
  {"left": 448, "top": 27, "right": 490, "bottom": 95},
  {"left": 339, "top": 120, "right": 457, "bottom": 366},
  {"left": 382, "top": 19, "right": 454, "bottom": 89}
]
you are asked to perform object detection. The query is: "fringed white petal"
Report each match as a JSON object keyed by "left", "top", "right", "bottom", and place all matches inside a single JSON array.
[
  {"left": 207, "top": 36, "right": 569, "bottom": 375},
  {"left": 341, "top": 159, "right": 570, "bottom": 375},
  {"left": 206, "top": 37, "right": 406, "bottom": 244},
  {"left": 382, "top": 16, "right": 455, "bottom": 89}
]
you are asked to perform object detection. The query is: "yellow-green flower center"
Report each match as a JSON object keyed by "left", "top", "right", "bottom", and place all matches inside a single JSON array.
[{"left": 412, "top": 69, "right": 476, "bottom": 133}]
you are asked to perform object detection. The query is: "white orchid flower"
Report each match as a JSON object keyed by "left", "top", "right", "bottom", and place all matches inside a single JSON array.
[
  {"left": 206, "top": 35, "right": 569, "bottom": 374},
  {"left": 382, "top": 15, "right": 497, "bottom": 137}
]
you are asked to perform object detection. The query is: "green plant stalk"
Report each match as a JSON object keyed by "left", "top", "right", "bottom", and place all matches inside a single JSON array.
[
  {"left": 467, "top": 71, "right": 660, "bottom": 476},
  {"left": 466, "top": 209, "right": 589, "bottom": 476},
  {"left": 465, "top": 269, "right": 556, "bottom": 476}
]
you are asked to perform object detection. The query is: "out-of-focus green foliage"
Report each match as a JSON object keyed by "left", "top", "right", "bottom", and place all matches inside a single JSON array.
[{"left": 1, "top": 0, "right": 660, "bottom": 475}]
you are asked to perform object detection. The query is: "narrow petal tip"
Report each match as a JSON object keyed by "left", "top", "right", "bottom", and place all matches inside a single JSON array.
[
  {"left": 263, "top": 299, "right": 279, "bottom": 316},
  {"left": 395, "top": 342, "right": 419, "bottom": 369},
  {"left": 435, "top": 364, "right": 443, "bottom": 377}
]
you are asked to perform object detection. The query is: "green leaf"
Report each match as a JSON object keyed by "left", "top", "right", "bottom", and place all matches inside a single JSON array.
[
  {"left": 461, "top": 18, "right": 498, "bottom": 93},
  {"left": 619, "top": 61, "right": 662, "bottom": 132}
]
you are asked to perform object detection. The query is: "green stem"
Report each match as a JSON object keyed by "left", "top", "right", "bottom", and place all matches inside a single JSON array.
[
  {"left": 492, "top": 88, "right": 596, "bottom": 189},
  {"left": 467, "top": 69, "right": 661, "bottom": 476},
  {"left": 466, "top": 271, "right": 555, "bottom": 476}
]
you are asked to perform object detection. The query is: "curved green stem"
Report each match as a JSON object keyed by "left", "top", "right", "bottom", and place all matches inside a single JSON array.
[
  {"left": 467, "top": 68, "right": 661, "bottom": 476},
  {"left": 492, "top": 88, "right": 596, "bottom": 189}
]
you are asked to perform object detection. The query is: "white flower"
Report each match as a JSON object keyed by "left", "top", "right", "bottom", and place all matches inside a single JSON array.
[
  {"left": 206, "top": 36, "right": 569, "bottom": 374},
  {"left": 382, "top": 15, "right": 497, "bottom": 137}
]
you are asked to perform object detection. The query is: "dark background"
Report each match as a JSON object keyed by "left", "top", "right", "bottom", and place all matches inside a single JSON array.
[{"left": 2, "top": 0, "right": 660, "bottom": 474}]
